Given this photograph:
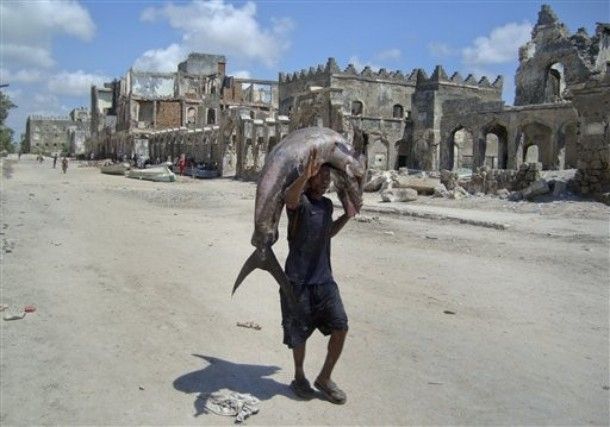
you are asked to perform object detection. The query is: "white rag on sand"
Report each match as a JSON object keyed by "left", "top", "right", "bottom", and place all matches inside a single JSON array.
[{"left": 204, "top": 390, "right": 260, "bottom": 423}]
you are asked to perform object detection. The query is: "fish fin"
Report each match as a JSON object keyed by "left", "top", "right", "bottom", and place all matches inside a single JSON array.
[
  {"left": 232, "top": 249, "right": 261, "bottom": 296},
  {"left": 232, "top": 248, "right": 297, "bottom": 306}
]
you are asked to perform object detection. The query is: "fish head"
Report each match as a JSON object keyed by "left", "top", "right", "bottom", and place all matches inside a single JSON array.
[
  {"left": 329, "top": 139, "right": 366, "bottom": 179},
  {"left": 331, "top": 154, "right": 366, "bottom": 217}
]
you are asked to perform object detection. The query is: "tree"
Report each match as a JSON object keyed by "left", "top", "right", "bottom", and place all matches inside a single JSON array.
[{"left": 0, "top": 91, "right": 17, "bottom": 153}]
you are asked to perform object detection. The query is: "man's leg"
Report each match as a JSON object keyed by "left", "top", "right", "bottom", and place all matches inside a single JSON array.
[
  {"left": 316, "top": 329, "right": 347, "bottom": 384},
  {"left": 292, "top": 343, "right": 306, "bottom": 380}
]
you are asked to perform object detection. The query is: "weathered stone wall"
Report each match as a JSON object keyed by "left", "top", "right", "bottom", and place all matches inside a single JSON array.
[
  {"left": 329, "top": 69, "right": 415, "bottom": 119},
  {"left": 411, "top": 66, "right": 503, "bottom": 171},
  {"left": 570, "top": 73, "right": 610, "bottom": 195},
  {"left": 278, "top": 59, "right": 333, "bottom": 114},
  {"left": 177, "top": 53, "right": 226, "bottom": 76},
  {"left": 515, "top": 5, "right": 597, "bottom": 106}
]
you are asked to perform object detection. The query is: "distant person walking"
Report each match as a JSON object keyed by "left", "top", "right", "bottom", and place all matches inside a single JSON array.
[
  {"left": 53, "top": 154, "right": 58, "bottom": 169},
  {"left": 61, "top": 157, "right": 68, "bottom": 174},
  {"left": 178, "top": 153, "right": 186, "bottom": 176}
]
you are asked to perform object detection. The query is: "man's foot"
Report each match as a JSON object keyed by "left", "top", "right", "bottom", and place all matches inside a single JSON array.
[
  {"left": 314, "top": 378, "right": 347, "bottom": 405},
  {"left": 290, "top": 377, "right": 316, "bottom": 400}
]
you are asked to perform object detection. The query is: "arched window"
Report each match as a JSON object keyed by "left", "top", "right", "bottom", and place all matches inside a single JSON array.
[
  {"left": 392, "top": 104, "right": 404, "bottom": 119},
  {"left": 546, "top": 63, "right": 565, "bottom": 102},
  {"left": 351, "top": 100, "right": 363, "bottom": 116}
]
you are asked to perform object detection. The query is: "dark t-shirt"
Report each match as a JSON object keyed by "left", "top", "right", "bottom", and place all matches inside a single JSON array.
[{"left": 285, "top": 194, "right": 334, "bottom": 285}]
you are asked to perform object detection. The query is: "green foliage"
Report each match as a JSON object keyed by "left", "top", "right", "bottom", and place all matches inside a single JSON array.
[
  {"left": 0, "top": 127, "right": 15, "bottom": 153},
  {"left": 0, "top": 91, "right": 17, "bottom": 153},
  {"left": 0, "top": 91, "right": 16, "bottom": 124}
]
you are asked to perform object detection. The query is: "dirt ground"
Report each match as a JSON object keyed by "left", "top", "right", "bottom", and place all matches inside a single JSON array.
[{"left": 1, "top": 155, "right": 609, "bottom": 425}]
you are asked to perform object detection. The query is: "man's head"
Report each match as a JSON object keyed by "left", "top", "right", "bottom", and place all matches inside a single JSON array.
[{"left": 306, "top": 163, "right": 331, "bottom": 199}]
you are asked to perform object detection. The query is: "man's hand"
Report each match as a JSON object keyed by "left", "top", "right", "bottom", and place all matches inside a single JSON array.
[
  {"left": 286, "top": 148, "right": 320, "bottom": 210},
  {"left": 304, "top": 148, "right": 321, "bottom": 179}
]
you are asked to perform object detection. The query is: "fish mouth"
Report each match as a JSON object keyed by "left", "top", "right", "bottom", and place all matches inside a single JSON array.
[{"left": 340, "top": 191, "right": 359, "bottom": 217}]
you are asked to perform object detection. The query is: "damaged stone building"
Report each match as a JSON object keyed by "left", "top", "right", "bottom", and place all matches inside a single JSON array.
[
  {"left": 87, "top": 53, "right": 287, "bottom": 177},
  {"left": 279, "top": 5, "right": 608, "bottom": 195},
  {"left": 25, "top": 107, "right": 91, "bottom": 156},
  {"left": 85, "top": 5, "right": 607, "bottom": 196}
]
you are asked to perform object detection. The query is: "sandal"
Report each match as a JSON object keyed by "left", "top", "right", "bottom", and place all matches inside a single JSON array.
[
  {"left": 314, "top": 379, "right": 347, "bottom": 404},
  {"left": 290, "top": 378, "right": 316, "bottom": 400}
]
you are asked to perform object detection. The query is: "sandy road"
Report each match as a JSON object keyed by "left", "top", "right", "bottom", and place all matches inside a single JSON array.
[{"left": 1, "top": 156, "right": 608, "bottom": 425}]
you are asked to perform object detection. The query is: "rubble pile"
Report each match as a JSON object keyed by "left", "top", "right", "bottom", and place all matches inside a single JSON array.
[
  {"left": 437, "top": 163, "right": 574, "bottom": 201},
  {"left": 365, "top": 168, "right": 442, "bottom": 202},
  {"left": 363, "top": 163, "right": 580, "bottom": 203}
]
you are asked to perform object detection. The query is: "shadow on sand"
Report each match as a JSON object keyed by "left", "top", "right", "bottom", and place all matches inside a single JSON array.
[{"left": 173, "top": 354, "right": 298, "bottom": 417}]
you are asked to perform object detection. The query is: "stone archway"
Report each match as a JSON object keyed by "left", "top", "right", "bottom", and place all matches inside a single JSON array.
[
  {"left": 519, "top": 122, "right": 554, "bottom": 169},
  {"left": 444, "top": 126, "right": 473, "bottom": 170},
  {"left": 368, "top": 135, "right": 389, "bottom": 171},
  {"left": 545, "top": 62, "right": 566, "bottom": 103},
  {"left": 481, "top": 122, "right": 508, "bottom": 169},
  {"left": 559, "top": 122, "right": 578, "bottom": 169}
]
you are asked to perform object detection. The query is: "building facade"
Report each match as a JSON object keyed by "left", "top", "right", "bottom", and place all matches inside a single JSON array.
[
  {"left": 85, "top": 5, "right": 608, "bottom": 195},
  {"left": 25, "top": 108, "right": 90, "bottom": 156}
]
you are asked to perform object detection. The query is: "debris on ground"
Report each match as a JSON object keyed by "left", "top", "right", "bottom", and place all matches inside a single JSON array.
[
  {"left": 354, "top": 215, "right": 380, "bottom": 223},
  {"left": 203, "top": 390, "right": 260, "bottom": 423},
  {"left": 236, "top": 321, "right": 262, "bottom": 330},
  {"left": 3, "top": 312, "right": 26, "bottom": 321}
]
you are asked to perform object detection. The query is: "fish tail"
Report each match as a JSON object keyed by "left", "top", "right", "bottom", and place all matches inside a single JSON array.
[{"left": 232, "top": 247, "right": 297, "bottom": 306}]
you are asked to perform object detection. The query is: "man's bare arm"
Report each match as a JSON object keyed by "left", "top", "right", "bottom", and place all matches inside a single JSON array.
[{"left": 330, "top": 213, "right": 350, "bottom": 237}]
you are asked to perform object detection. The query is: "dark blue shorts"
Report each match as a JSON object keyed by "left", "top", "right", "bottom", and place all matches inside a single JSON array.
[{"left": 280, "top": 280, "right": 348, "bottom": 349}]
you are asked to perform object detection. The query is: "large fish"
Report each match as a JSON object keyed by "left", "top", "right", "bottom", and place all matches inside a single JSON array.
[{"left": 232, "top": 127, "right": 366, "bottom": 305}]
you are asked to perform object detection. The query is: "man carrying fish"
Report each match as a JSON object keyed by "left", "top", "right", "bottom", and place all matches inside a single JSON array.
[
  {"left": 281, "top": 148, "right": 359, "bottom": 405},
  {"left": 232, "top": 127, "right": 366, "bottom": 405}
]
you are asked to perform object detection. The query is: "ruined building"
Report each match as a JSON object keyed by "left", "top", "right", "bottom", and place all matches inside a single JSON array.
[
  {"left": 84, "top": 5, "right": 607, "bottom": 195},
  {"left": 278, "top": 5, "right": 608, "bottom": 195},
  {"left": 25, "top": 107, "right": 90, "bottom": 156},
  {"left": 87, "top": 52, "right": 286, "bottom": 178}
]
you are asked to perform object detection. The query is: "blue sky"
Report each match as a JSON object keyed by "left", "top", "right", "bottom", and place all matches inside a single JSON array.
[{"left": 1, "top": 0, "right": 608, "bottom": 137}]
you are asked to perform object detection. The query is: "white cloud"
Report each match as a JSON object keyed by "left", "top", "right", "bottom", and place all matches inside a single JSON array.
[
  {"left": 428, "top": 42, "right": 457, "bottom": 58},
  {"left": 135, "top": 0, "right": 293, "bottom": 71},
  {"left": 0, "top": 68, "right": 45, "bottom": 83},
  {"left": 33, "top": 93, "right": 60, "bottom": 109},
  {"left": 462, "top": 21, "right": 532, "bottom": 65},
  {"left": 133, "top": 44, "right": 186, "bottom": 72},
  {"left": 48, "top": 71, "right": 110, "bottom": 96},
  {"left": 0, "top": 1, "right": 95, "bottom": 77},
  {"left": 1, "top": 44, "right": 56, "bottom": 69},
  {"left": 232, "top": 70, "right": 252, "bottom": 79},
  {"left": 0, "top": 0, "right": 95, "bottom": 44},
  {"left": 375, "top": 48, "right": 401, "bottom": 61}
]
